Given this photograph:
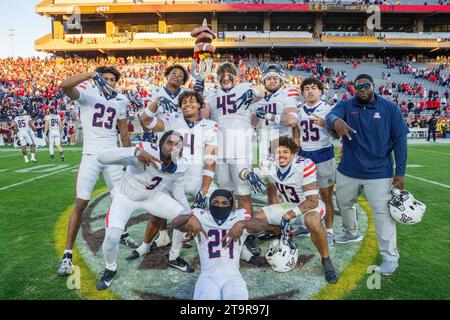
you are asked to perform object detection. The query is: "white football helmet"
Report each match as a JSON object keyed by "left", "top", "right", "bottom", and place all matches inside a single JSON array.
[
  {"left": 388, "top": 188, "right": 426, "bottom": 225},
  {"left": 265, "top": 235, "right": 298, "bottom": 272}
]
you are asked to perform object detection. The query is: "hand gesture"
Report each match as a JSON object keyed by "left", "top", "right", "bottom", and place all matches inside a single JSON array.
[
  {"left": 333, "top": 118, "right": 357, "bottom": 141},
  {"left": 225, "top": 221, "right": 245, "bottom": 249}
]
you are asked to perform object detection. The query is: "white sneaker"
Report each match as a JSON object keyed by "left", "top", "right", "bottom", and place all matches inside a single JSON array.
[
  {"left": 24, "top": 158, "right": 29, "bottom": 163},
  {"left": 376, "top": 260, "right": 398, "bottom": 276},
  {"left": 155, "top": 231, "right": 171, "bottom": 248}
]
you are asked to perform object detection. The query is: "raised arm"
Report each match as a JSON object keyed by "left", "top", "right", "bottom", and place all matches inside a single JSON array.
[
  {"left": 139, "top": 98, "right": 166, "bottom": 132},
  {"left": 60, "top": 71, "right": 97, "bottom": 101}
]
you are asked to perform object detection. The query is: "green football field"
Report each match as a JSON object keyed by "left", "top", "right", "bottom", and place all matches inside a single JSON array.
[{"left": 0, "top": 143, "right": 449, "bottom": 300}]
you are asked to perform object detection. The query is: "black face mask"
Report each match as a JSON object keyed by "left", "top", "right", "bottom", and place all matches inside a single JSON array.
[{"left": 209, "top": 189, "right": 234, "bottom": 225}]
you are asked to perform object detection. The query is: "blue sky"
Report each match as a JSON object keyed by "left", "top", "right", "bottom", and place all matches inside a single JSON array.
[{"left": 0, "top": 0, "right": 51, "bottom": 58}]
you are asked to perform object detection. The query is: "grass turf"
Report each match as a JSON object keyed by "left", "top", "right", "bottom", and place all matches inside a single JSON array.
[{"left": 0, "top": 143, "right": 449, "bottom": 299}]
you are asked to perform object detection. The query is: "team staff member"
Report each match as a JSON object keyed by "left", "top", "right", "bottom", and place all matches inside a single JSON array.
[{"left": 326, "top": 74, "right": 409, "bottom": 276}]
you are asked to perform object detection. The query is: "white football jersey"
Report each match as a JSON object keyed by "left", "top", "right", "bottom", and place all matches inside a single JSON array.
[
  {"left": 149, "top": 86, "right": 186, "bottom": 114},
  {"left": 14, "top": 115, "right": 32, "bottom": 133},
  {"left": 206, "top": 83, "right": 258, "bottom": 160},
  {"left": 75, "top": 81, "right": 128, "bottom": 155},
  {"left": 298, "top": 101, "right": 333, "bottom": 151},
  {"left": 252, "top": 87, "right": 299, "bottom": 136},
  {"left": 118, "top": 141, "right": 189, "bottom": 202},
  {"left": 45, "top": 114, "right": 61, "bottom": 132},
  {"left": 258, "top": 156, "right": 318, "bottom": 205},
  {"left": 193, "top": 208, "right": 250, "bottom": 277},
  {"left": 162, "top": 113, "right": 218, "bottom": 167}
]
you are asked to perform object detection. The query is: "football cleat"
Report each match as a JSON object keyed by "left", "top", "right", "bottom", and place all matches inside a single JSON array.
[
  {"left": 248, "top": 255, "right": 266, "bottom": 267},
  {"left": 57, "top": 255, "right": 73, "bottom": 276},
  {"left": 96, "top": 268, "right": 117, "bottom": 291},
  {"left": 322, "top": 258, "right": 339, "bottom": 284},
  {"left": 120, "top": 233, "right": 140, "bottom": 249},
  {"left": 125, "top": 250, "right": 141, "bottom": 261},
  {"left": 244, "top": 235, "right": 261, "bottom": 256},
  {"left": 166, "top": 255, "right": 194, "bottom": 273}
]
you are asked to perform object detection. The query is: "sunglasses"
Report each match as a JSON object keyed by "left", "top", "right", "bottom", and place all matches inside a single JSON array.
[{"left": 355, "top": 82, "right": 373, "bottom": 91}]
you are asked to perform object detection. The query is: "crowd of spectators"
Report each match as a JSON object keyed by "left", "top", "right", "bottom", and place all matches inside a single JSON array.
[{"left": 1, "top": 54, "right": 450, "bottom": 145}]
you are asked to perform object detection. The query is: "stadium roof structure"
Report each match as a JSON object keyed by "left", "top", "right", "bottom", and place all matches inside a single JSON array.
[{"left": 35, "top": 1, "right": 450, "bottom": 55}]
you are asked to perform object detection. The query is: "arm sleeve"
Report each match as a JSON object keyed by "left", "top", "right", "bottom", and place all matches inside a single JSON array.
[
  {"left": 97, "top": 147, "right": 138, "bottom": 167},
  {"left": 326, "top": 100, "right": 346, "bottom": 130},
  {"left": 390, "top": 103, "right": 409, "bottom": 177}
]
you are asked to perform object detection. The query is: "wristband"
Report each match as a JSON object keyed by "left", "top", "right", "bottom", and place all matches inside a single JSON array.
[
  {"left": 203, "top": 169, "right": 215, "bottom": 178},
  {"left": 144, "top": 107, "right": 156, "bottom": 118},
  {"left": 145, "top": 117, "right": 158, "bottom": 130}
]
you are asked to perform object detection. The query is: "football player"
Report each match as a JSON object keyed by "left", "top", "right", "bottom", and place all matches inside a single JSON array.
[
  {"left": 13, "top": 110, "right": 37, "bottom": 163},
  {"left": 131, "top": 90, "right": 217, "bottom": 272},
  {"left": 252, "top": 63, "right": 300, "bottom": 160},
  {"left": 298, "top": 77, "right": 337, "bottom": 247},
  {"left": 57, "top": 66, "right": 138, "bottom": 276},
  {"left": 239, "top": 136, "right": 339, "bottom": 284},
  {"left": 144, "top": 64, "right": 190, "bottom": 248},
  {"left": 200, "top": 62, "right": 264, "bottom": 256},
  {"left": 172, "top": 189, "right": 265, "bottom": 300},
  {"left": 96, "top": 130, "right": 191, "bottom": 290},
  {"left": 44, "top": 107, "right": 64, "bottom": 161}
]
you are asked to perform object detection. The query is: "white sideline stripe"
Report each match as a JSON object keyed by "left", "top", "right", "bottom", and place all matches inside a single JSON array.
[
  {"left": 406, "top": 174, "right": 450, "bottom": 189},
  {"left": 406, "top": 164, "right": 423, "bottom": 168},
  {"left": 0, "top": 165, "right": 78, "bottom": 192},
  {"left": 409, "top": 148, "right": 450, "bottom": 156}
]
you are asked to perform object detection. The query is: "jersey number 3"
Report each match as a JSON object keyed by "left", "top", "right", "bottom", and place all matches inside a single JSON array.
[{"left": 92, "top": 103, "right": 116, "bottom": 129}]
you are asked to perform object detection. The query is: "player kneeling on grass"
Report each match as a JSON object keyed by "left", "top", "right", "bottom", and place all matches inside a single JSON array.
[
  {"left": 172, "top": 189, "right": 267, "bottom": 300},
  {"left": 95, "top": 130, "right": 191, "bottom": 290},
  {"left": 239, "top": 136, "right": 339, "bottom": 284}
]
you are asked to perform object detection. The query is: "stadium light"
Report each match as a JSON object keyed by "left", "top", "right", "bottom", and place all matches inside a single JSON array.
[{"left": 8, "top": 27, "right": 15, "bottom": 58}]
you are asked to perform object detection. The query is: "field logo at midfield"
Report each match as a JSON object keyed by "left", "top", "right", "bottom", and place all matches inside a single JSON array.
[{"left": 74, "top": 192, "right": 371, "bottom": 300}]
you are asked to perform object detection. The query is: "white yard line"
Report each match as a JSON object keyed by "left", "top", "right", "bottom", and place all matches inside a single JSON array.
[
  {"left": 406, "top": 174, "right": 450, "bottom": 189},
  {"left": 0, "top": 165, "right": 78, "bottom": 192},
  {"left": 408, "top": 148, "right": 450, "bottom": 156}
]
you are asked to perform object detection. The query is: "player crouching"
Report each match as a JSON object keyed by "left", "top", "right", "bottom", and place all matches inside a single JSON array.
[
  {"left": 95, "top": 131, "right": 191, "bottom": 290},
  {"left": 240, "top": 136, "right": 339, "bottom": 284}
]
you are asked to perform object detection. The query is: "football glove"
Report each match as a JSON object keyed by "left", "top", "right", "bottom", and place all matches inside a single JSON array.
[
  {"left": 194, "top": 80, "right": 205, "bottom": 94},
  {"left": 255, "top": 106, "right": 268, "bottom": 120},
  {"left": 235, "top": 89, "right": 255, "bottom": 110},
  {"left": 192, "top": 191, "right": 208, "bottom": 209},
  {"left": 280, "top": 216, "right": 290, "bottom": 238},
  {"left": 92, "top": 73, "right": 117, "bottom": 100},
  {"left": 246, "top": 171, "right": 266, "bottom": 193}
]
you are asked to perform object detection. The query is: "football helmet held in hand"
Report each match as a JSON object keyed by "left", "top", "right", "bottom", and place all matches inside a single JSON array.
[{"left": 389, "top": 187, "right": 426, "bottom": 225}]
